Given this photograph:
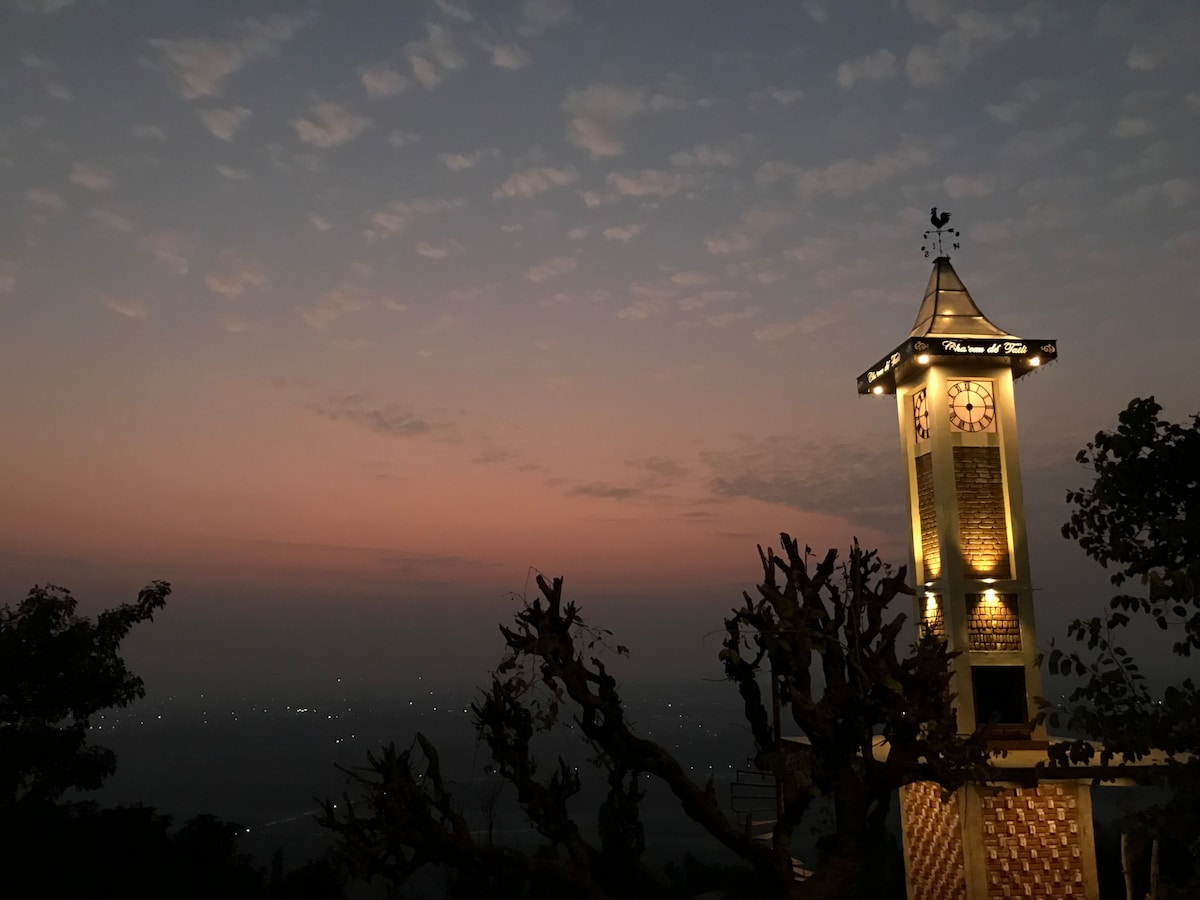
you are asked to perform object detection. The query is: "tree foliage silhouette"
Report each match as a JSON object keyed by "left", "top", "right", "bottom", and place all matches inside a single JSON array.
[
  {"left": 321, "top": 537, "right": 990, "bottom": 899},
  {"left": 0, "top": 580, "right": 170, "bottom": 810},
  {"left": 1043, "top": 397, "right": 1200, "bottom": 894}
]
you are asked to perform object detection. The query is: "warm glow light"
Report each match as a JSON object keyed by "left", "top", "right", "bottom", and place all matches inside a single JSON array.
[
  {"left": 917, "top": 354, "right": 930, "bottom": 364},
  {"left": 924, "top": 592, "right": 939, "bottom": 618},
  {"left": 872, "top": 385, "right": 884, "bottom": 395},
  {"left": 1029, "top": 356, "right": 1041, "bottom": 366},
  {"left": 982, "top": 588, "right": 999, "bottom": 604}
]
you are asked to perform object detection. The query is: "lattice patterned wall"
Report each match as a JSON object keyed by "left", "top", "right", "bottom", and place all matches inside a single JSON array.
[
  {"left": 967, "top": 593, "right": 1021, "bottom": 651},
  {"left": 901, "top": 781, "right": 967, "bottom": 900},
  {"left": 978, "top": 784, "right": 1088, "bottom": 898},
  {"left": 916, "top": 453, "right": 940, "bottom": 580},
  {"left": 953, "top": 446, "right": 1011, "bottom": 578}
]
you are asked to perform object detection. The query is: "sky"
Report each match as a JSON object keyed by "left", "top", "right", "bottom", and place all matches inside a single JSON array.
[{"left": 2, "top": 0, "right": 1198, "bottom": 697}]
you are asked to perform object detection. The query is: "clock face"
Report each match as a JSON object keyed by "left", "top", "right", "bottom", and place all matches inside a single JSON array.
[
  {"left": 947, "top": 380, "right": 995, "bottom": 432},
  {"left": 913, "top": 388, "right": 930, "bottom": 440}
]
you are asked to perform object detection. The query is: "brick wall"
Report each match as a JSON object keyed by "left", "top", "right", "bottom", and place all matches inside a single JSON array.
[
  {"left": 916, "top": 453, "right": 940, "bottom": 579},
  {"left": 978, "top": 784, "right": 1089, "bottom": 898},
  {"left": 967, "top": 593, "right": 1021, "bottom": 651},
  {"left": 901, "top": 781, "right": 967, "bottom": 900},
  {"left": 953, "top": 446, "right": 1011, "bottom": 578}
]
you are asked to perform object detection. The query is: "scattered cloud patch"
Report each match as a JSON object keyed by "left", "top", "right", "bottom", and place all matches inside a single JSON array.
[
  {"left": 415, "top": 239, "right": 464, "bottom": 259},
  {"left": 606, "top": 169, "right": 691, "bottom": 198},
  {"left": 102, "top": 294, "right": 151, "bottom": 319},
  {"left": 26, "top": 187, "right": 65, "bottom": 209},
  {"left": 315, "top": 394, "right": 434, "bottom": 437},
  {"left": 365, "top": 196, "right": 465, "bottom": 241},
  {"left": 793, "top": 140, "right": 935, "bottom": 200},
  {"left": 526, "top": 256, "right": 577, "bottom": 281},
  {"left": 199, "top": 106, "right": 252, "bottom": 141},
  {"left": 562, "top": 80, "right": 646, "bottom": 158},
  {"left": 69, "top": 163, "right": 114, "bottom": 192},
  {"left": 137, "top": 231, "right": 193, "bottom": 275},
  {"left": 602, "top": 223, "right": 641, "bottom": 242},
  {"left": 906, "top": 6, "right": 1044, "bottom": 88},
  {"left": 836, "top": 49, "right": 896, "bottom": 88},
  {"left": 307, "top": 213, "right": 332, "bottom": 232},
  {"left": 405, "top": 23, "right": 466, "bottom": 89},
  {"left": 482, "top": 41, "right": 531, "bottom": 70},
  {"left": 518, "top": 0, "right": 572, "bottom": 37},
  {"left": 669, "top": 142, "right": 739, "bottom": 168},
  {"left": 359, "top": 62, "right": 410, "bottom": 99},
  {"left": 205, "top": 251, "right": 267, "bottom": 299},
  {"left": 217, "top": 164, "right": 250, "bottom": 180},
  {"left": 570, "top": 482, "right": 641, "bottom": 500},
  {"left": 302, "top": 284, "right": 367, "bottom": 329},
  {"left": 150, "top": 11, "right": 317, "bottom": 99},
  {"left": 294, "top": 100, "right": 370, "bottom": 148},
  {"left": 704, "top": 205, "right": 793, "bottom": 255},
  {"left": 88, "top": 208, "right": 135, "bottom": 233},
  {"left": 493, "top": 165, "right": 578, "bottom": 198},
  {"left": 943, "top": 173, "right": 995, "bottom": 198}
]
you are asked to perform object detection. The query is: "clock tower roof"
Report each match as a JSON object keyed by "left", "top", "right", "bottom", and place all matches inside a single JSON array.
[
  {"left": 856, "top": 256, "right": 1057, "bottom": 395},
  {"left": 910, "top": 256, "right": 1012, "bottom": 338}
]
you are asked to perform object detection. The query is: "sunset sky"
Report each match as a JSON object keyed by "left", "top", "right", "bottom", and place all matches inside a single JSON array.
[{"left": 2, "top": 0, "right": 1197, "bottom": 696}]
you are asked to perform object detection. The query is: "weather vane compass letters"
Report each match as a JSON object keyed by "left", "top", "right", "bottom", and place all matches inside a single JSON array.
[{"left": 922, "top": 207, "right": 961, "bottom": 258}]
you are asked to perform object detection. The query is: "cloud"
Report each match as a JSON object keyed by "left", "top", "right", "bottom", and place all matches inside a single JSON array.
[
  {"left": 906, "top": 6, "right": 1044, "bottom": 87},
  {"left": 131, "top": 123, "right": 167, "bottom": 141},
  {"left": 748, "top": 86, "right": 803, "bottom": 107},
  {"left": 602, "top": 223, "right": 642, "bottom": 242},
  {"left": 359, "top": 62, "right": 410, "bottom": 99},
  {"left": 315, "top": 394, "right": 434, "bottom": 438},
  {"left": 102, "top": 295, "right": 150, "bottom": 319},
  {"left": 137, "top": 231, "right": 193, "bottom": 274},
  {"left": 943, "top": 173, "right": 995, "bottom": 198},
  {"left": 69, "top": 163, "right": 114, "bottom": 192},
  {"left": 440, "top": 149, "right": 497, "bottom": 171},
  {"left": 364, "top": 196, "right": 465, "bottom": 240},
  {"left": 436, "top": 0, "right": 474, "bottom": 20},
  {"left": 567, "top": 226, "right": 588, "bottom": 240},
  {"left": 493, "top": 165, "right": 579, "bottom": 198},
  {"left": 983, "top": 78, "right": 1049, "bottom": 124},
  {"left": 704, "top": 205, "right": 793, "bottom": 255},
  {"left": 570, "top": 482, "right": 642, "bottom": 501},
  {"left": 199, "top": 106, "right": 252, "bottom": 141},
  {"left": 217, "top": 164, "right": 250, "bottom": 180},
  {"left": 701, "top": 437, "right": 904, "bottom": 525},
  {"left": 150, "top": 11, "right": 317, "bottom": 99},
  {"left": 0, "top": 260, "right": 17, "bottom": 293},
  {"left": 16, "top": 0, "right": 74, "bottom": 12},
  {"left": 606, "top": 169, "right": 692, "bottom": 198},
  {"left": 46, "top": 82, "right": 73, "bottom": 101},
  {"left": 26, "top": 188, "right": 65, "bottom": 209},
  {"left": 669, "top": 142, "right": 739, "bottom": 168},
  {"left": 836, "top": 49, "right": 897, "bottom": 89},
  {"left": 1111, "top": 116, "right": 1154, "bottom": 138},
  {"left": 482, "top": 41, "right": 531, "bottom": 70},
  {"left": 792, "top": 140, "right": 935, "bottom": 200},
  {"left": 784, "top": 237, "right": 837, "bottom": 265},
  {"left": 752, "top": 306, "right": 842, "bottom": 342},
  {"left": 415, "top": 239, "right": 464, "bottom": 259},
  {"left": 205, "top": 251, "right": 267, "bottom": 299},
  {"left": 293, "top": 100, "right": 371, "bottom": 148},
  {"left": 88, "top": 208, "right": 135, "bottom": 233},
  {"left": 526, "top": 256, "right": 577, "bottom": 281},
  {"left": 419, "top": 312, "right": 458, "bottom": 336},
  {"left": 519, "top": 0, "right": 572, "bottom": 37},
  {"left": 307, "top": 213, "right": 332, "bottom": 232},
  {"left": 388, "top": 130, "right": 420, "bottom": 148},
  {"left": 302, "top": 285, "right": 367, "bottom": 329},
  {"left": 562, "top": 80, "right": 647, "bottom": 158},
  {"left": 405, "top": 23, "right": 466, "bottom": 89},
  {"left": 1110, "top": 178, "right": 1197, "bottom": 213}
]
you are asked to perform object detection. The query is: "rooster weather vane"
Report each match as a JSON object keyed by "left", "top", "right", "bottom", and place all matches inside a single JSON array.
[{"left": 922, "top": 207, "right": 961, "bottom": 258}]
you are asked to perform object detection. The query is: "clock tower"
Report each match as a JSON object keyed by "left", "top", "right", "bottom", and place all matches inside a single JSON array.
[{"left": 858, "top": 248, "right": 1101, "bottom": 899}]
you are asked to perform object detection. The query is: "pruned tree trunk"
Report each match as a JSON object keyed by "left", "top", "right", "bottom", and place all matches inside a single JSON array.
[{"left": 1122, "top": 833, "right": 1134, "bottom": 900}]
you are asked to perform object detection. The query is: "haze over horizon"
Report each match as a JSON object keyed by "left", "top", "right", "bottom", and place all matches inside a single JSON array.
[{"left": 2, "top": 0, "right": 1197, "bottom": 697}]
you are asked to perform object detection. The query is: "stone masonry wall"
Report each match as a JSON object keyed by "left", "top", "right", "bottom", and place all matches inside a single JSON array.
[
  {"left": 901, "top": 781, "right": 967, "bottom": 900},
  {"left": 967, "top": 593, "right": 1021, "bottom": 651},
  {"left": 978, "top": 784, "right": 1089, "bottom": 898},
  {"left": 953, "top": 446, "right": 1011, "bottom": 578},
  {"left": 916, "top": 453, "right": 940, "bottom": 579},
  {"left": 923, "top": 594, "right": 945, "bottom": 638}
]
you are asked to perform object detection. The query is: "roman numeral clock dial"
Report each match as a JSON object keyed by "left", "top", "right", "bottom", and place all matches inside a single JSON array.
[
  {"left": 947, "top": 380, "right": 995, "bottom": 432},
  {"left": 913, "top": 388, "right": 930, "bottom": 439}
]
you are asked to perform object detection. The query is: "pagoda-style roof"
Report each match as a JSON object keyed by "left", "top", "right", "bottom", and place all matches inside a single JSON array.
[
  {"left": 856, "top": 257, "right": 1056, "bottom": 395},
  {"left": 910, "top": 257, "right": 1013, "bottom": 338}
]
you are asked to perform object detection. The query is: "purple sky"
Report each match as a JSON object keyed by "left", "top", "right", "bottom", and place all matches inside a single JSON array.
[{"left": 2, "top": 0, "right": 1197, "bottom": 697}]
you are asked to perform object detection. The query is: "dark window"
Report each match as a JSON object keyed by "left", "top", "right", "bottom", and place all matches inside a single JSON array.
[{"left": 972, "top": 666, "right": 1028, "bottom": 729}]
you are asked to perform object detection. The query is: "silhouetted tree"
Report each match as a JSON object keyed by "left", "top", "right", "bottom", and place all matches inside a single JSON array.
[
  {"left": 321, "top": 537, "right": 990, "bottom": 899},
  {"left": 1044, "top": 397, "right": 1200, "bottom": 896},
  {"left": 0, "top": 580, "right": 170, "bottom": 810}
]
